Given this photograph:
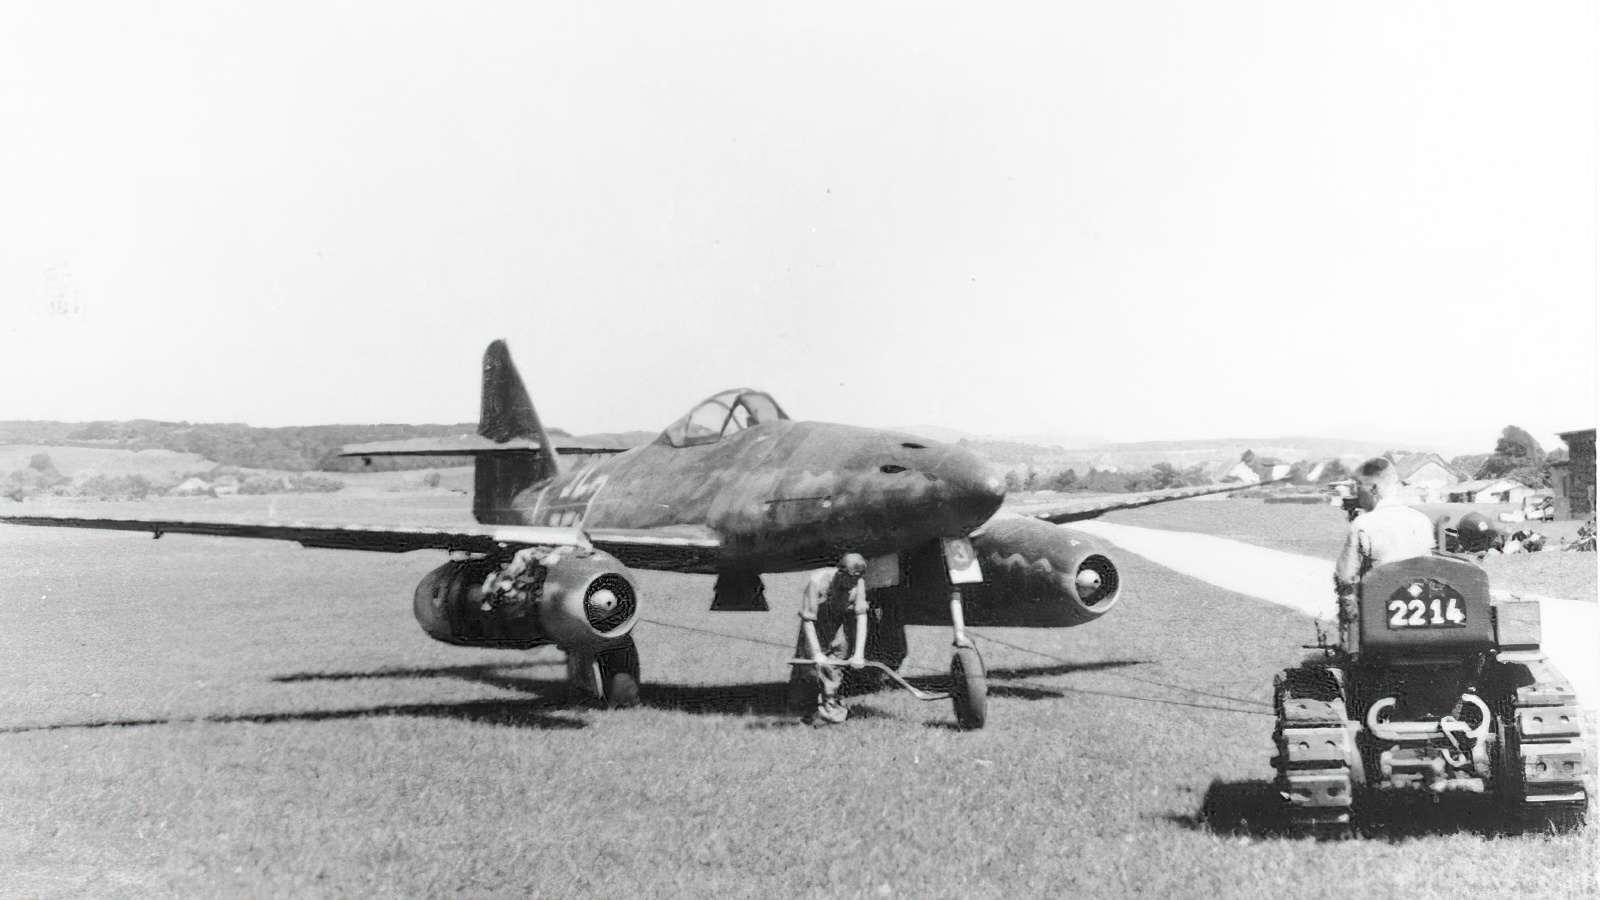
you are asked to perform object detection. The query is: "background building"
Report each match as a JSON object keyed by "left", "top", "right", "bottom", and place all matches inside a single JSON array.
[
  {"left": 1552, "top": 428, "right": 1595, "bottom": 518},
  {"left": 1392, "top": 452, "right": 1465, "bottom": 502}
]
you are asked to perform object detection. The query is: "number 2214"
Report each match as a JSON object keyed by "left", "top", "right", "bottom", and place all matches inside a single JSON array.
[{"left": 1388, "top": 597, "right": 1466, "bottom": 627}]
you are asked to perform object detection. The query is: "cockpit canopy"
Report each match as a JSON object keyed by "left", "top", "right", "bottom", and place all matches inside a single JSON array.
[{"left": 661, "top": 389, "right": 789, "bottom": 448}]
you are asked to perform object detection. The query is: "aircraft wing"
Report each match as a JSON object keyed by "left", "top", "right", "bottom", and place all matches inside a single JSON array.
[
  {"left": 586, "top": 525, "right": 723, "bottom": 573},
  {"left": 1, "top": 514, "right": 723, "bottom": 571},
  {"left": 0, "top": 514, "right": 595, "bottom": 554},
  {"left": 1000, "top": 482, "right": 1255, "bottom": 525}
]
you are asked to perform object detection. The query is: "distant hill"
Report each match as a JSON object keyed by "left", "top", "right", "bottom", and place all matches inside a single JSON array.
[
  {"left": 576, "top": 430, "right": 659, "bottom": 449},
  {"left": 1064, "top": 436, "right": 1448, "bottom": 470},
  {"left": 1087, "top": 436, "right": 1447, "bottom": 457},
  {"left": 0, "top": 419, "right": 1445, "bottom": 476},
  {"left": 0, "top": 420, "right": 644, "bottom": 472},
  {"left": 889, "top": 425, "right": 1105, "bottom": 450},
  {"left": 911, "top": 433, "right": 1446, "bottom": 473}
]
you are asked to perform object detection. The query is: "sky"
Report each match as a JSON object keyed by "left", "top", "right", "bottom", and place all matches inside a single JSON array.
[{"left": 0, "top": 3, "right": 1594, "bottom": 455}]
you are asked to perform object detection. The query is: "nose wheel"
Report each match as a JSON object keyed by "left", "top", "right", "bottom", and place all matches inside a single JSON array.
[
  {"left": 950, "top": 645, "right": 987, "bottom": 729},
  {"left": 948, "top": 588, "right": 987, "bottom": 729}
]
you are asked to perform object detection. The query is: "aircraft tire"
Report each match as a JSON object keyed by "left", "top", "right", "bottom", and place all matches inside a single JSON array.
[
  {"left": 950, "top": 645, "right": 987, "bottom": 730},
  {"left": 567, "top": 639, "right": 642, "bottom": 709},
  {"left": 596, "top": 638, "right": 642, "bottom": 709}
]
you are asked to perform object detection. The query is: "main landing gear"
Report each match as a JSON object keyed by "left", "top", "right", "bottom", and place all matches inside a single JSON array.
[{"left": 566, "top": 636, "right": 642, "bottom": 709}]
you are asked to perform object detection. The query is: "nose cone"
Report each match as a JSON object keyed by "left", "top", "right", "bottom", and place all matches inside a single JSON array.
[{"left": 933, "top": 444, "right": 1007, "bottom": 532}]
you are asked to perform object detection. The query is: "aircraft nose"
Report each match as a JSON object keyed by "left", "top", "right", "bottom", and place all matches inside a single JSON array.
[{"left": 935, "top": 445, "right": 1006, "bottom": 530}]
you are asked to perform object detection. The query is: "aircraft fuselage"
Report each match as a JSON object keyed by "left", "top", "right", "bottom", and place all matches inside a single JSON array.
[{"left": 515, "top": 421, "right": 1005, "bottom": 573}]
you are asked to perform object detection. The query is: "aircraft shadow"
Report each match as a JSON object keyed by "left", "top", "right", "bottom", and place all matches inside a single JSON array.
[
  {"left": 1173, "top": 779, "right": 1536, "bottom": 841},
  {"left": 272, "top": 660, "right": 563, "bottom": 696},
  {"left": 0, "top": 657, "right": 1158, "bottom": 735},
  {"left": 0, "top": 698, "right": 587, "bottom": 735},
  {"left": 259, "top": 657, "right": 1150, "bottom": 720}
]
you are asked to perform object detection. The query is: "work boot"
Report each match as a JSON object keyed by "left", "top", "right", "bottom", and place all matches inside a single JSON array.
[{"left": 808, "top": 697, "right": 848, "bottom": 726}]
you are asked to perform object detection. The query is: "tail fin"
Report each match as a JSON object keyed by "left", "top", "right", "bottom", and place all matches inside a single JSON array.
[{"left": 475, "top": 340, "right": 558, "bottom": 524}]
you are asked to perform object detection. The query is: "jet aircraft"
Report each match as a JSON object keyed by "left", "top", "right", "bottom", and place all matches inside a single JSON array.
[{"left": 3, "top": 341, "right": 1253, "bottom": 727}]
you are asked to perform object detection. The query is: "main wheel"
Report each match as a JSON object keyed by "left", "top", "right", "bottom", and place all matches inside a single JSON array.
[
  {"left": 950, "top": 645, "right": 988, "bottom": 730},
  {"left": 596, "top": 638, "right": 642, "bottom": 709},
  {"left": 567, "top": 638, "right": 641, "bottom": 709}
]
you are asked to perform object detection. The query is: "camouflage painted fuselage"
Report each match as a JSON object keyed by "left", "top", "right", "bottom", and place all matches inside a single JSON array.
[{"left": 513, "top": 421, "right": 1005, "bottom": 573}]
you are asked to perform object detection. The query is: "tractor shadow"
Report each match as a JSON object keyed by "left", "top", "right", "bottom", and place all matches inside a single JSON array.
[{"left": 1175, "top": 779, "right": 1535, "bottom": 841}]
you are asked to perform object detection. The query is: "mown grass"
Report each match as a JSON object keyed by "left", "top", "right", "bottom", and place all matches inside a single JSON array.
[{"left": 0, "top": 497, "right": 1594, "bottom": 898}]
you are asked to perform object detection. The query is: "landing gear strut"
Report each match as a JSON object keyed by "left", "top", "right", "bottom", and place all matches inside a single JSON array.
[
  {"left": 948, "top": 588, "right": 987, "bottom": 729},
  {"left": 566, "top": 636, "right": 641, "bottom": 709}
]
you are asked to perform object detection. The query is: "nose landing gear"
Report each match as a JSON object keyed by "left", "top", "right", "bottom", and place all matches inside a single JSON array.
[{"left": 949, "top": 588, "right": 988, "bottom": 730}]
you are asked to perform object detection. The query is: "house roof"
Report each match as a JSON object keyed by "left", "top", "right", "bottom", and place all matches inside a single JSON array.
[{"left": 1392, "top": 452, "right": 1463, "bottom": 482}]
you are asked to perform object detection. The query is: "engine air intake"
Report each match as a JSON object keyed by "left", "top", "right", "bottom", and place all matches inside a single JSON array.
[
  {"left": 584, "top": 574, "right": 637, "bottom": 633},
  {"left": 1076, "top": 555, "right": 1118, "bottom": 606}
]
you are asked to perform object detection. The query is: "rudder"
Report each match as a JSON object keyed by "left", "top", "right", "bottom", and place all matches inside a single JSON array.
[{"left": 475, "top": 340, "right": 558, "bottom": 524}]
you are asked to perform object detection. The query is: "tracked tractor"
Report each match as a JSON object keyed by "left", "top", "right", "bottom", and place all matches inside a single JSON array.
[{"left": 1272, "top": 545, "right": 1590, "bottom": 834}]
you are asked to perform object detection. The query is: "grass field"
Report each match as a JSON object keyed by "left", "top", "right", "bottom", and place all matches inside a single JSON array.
[{"left": 0, "top": 495, "right": 1594, "bottom": 898}]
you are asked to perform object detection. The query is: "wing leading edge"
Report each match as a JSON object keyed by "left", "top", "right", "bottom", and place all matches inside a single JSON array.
[
  {"left": 0, "top": 515, "right": 721, "bottom": 571},
  {"left": 1001, "top": 481, "right": 1268, "bottom": 525}
]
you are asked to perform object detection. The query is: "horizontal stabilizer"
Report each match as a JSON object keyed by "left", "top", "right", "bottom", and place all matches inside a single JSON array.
[{"left": 339, "top": 435, "right": 626, "bottom": 458}]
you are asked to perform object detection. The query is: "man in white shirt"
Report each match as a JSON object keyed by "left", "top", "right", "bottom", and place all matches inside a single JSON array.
[{"left": 1333, "top": 457, "right": 1436, "bottom": 647}]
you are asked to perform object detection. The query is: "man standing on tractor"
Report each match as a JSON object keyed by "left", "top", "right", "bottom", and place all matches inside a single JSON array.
[
  {"left": 1333, "top": 457, "right": 1436, "bottom": 649},
  {"left": 789, "top": 553, "right": 870, "bottom": 726}
]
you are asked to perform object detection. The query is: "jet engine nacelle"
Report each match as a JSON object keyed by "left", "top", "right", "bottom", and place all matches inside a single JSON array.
[
  {"left": 412, "top": 546, "right": 638, "bottom": 653},
  {"left": 892, "top": 516, "right": 1121, "bottom": 627},
  {"left": 966, "top": 516, "right": 1122, "bottom": 627}
]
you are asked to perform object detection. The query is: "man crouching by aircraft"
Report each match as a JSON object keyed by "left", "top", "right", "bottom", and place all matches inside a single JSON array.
[{"left": 788, "top": 554, "right": 870, "bottom": 726}]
